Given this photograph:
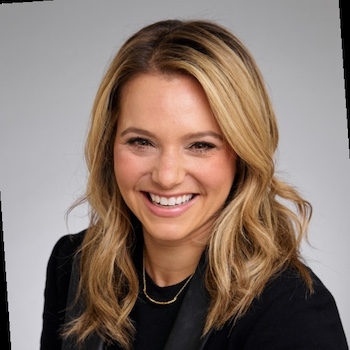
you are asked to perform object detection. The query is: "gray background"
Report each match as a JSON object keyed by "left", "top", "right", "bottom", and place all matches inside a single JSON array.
[{"left": 0, "top": 0, "right": 348, "bottom": 349}]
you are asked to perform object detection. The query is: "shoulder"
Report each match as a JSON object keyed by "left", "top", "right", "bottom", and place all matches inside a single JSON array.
[
  {"left": 46, "top": 231, "right": 85, "bottom": 276},
  {"left": 205, "top": 266, "right": 348, "bottom": 349},
  {"left": 256, "top": 266, "right": 333, "bottom": 312},
  {"left": 50, "top": 230, "right": 86, "bottom": 258},
  {"left": 46, "top": 230, "right": 86, "bottom": 287},
  {"left": 45, "top": 229, "right": 86, "bottom": 290}
]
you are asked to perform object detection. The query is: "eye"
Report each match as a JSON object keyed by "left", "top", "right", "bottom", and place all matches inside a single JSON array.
[
  {"left": 189, "top": 141, "right": 216, "bottom": 152},
  {"left": 126, "top": 137, "right": 153, "bottom": 148}
]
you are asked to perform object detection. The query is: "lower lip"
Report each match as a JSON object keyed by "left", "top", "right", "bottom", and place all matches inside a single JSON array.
[{"left": 142, "top": 192, "right": 196, "bottom": 217}]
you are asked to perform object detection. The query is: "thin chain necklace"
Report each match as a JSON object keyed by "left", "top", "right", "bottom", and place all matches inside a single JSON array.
[{"left": 142, "top": 256, "right": 195, "bottom": 305}]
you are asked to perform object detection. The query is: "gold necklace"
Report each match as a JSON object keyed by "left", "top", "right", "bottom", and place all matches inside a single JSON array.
[{"left": 142, "top": 257, "right": 195, "bottom": 305}]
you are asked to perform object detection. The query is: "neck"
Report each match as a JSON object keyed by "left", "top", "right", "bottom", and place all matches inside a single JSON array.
[{"left": 143, "top": 240, "right": 205, "bottom": 287}]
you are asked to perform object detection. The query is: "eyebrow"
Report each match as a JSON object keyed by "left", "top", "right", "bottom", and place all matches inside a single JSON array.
[{"left": 119, "top": 127, "right": 223, "bottom": 141}]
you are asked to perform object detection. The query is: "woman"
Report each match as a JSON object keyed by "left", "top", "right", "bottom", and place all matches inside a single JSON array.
[{"left": 40, "top": 19, "right": 348, "bottom": 349}]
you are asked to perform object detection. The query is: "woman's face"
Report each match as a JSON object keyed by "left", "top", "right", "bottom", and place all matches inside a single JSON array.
[{"left": 114, "top": 73, "right": 236, "bottom": 246}]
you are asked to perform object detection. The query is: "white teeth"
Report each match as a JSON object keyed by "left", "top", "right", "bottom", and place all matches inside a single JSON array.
[
  {"left": 149, "top": 193, "right": 193, "bottom": 206},
  {"left": 160, "top": 197, "right": 168, "bottom": 205},
  {"left": 168, "top": 197, "right": 176, "bottom": 206},
  {"left": 176, "top": 197, "right": 182, "bottom": 205}
]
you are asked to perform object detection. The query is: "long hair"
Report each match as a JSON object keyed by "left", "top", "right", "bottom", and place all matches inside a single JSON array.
[{"left": 64, "top": 19, "right": 312, "bottom": 348}]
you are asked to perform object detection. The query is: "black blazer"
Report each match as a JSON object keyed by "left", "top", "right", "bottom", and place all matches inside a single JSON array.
[{"left": 40, "top": 231, "right": 348, "bottom": 350}]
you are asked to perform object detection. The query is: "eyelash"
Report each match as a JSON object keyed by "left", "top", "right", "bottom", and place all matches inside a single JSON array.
[
  {"left": 126, "top": 137, "right": 153, "bottom": 148},
  {"left": 126, "top": 138, "right": 216, "bottom": 153},
  {"left": 188, "top": 142, "right": 216, "bottom": 152}
]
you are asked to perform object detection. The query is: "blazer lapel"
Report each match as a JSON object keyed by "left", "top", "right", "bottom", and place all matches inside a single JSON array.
[{"left": 163, "top": 254, "right": 212, "bottom": 350}]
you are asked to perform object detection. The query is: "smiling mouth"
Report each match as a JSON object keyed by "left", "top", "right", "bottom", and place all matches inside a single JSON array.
[{"left": 148, "top": 193, "right": 194, "bottom": 207}]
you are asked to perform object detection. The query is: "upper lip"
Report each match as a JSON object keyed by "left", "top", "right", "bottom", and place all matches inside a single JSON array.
[{"left": 146, "top": 191, "right": 195, "bottom": 198}]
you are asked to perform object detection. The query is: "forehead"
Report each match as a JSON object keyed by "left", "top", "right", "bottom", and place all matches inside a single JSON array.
[
  {"left": 120, "top": 72, "right": 201, "bottom": 104},
  {"left": 118, "top": 73, "right": 220, "bottom": 131}
]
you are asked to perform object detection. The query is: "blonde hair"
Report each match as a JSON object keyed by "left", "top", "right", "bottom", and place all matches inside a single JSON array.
[{"left": 64, "top": 19, "right": 312, "bottom": 348}]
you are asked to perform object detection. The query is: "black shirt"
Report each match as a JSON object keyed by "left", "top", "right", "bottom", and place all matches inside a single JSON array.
[{"left": 128, "top": 273, "right": 189, "bottom": 350}]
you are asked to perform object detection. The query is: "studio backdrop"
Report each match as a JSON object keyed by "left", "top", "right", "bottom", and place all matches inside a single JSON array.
[{"left": 0, "top": 1, "right": 348, "bottom": 349}]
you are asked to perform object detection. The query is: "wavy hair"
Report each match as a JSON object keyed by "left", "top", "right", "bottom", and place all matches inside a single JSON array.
[{"left": 64, "top": 19, "right": 312, "bottom": 348}]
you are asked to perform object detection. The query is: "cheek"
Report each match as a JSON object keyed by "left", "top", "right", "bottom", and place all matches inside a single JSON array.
[
  {"left": 113, "top": 149, "right": 146, "bottom": 191},
  {"left": 204, "top": 153, "right": 236, "bottom": 188}
]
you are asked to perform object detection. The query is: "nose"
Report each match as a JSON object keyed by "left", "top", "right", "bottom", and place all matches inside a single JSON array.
[{"left": 151, "top": 149, "right": 185, "bottom": 189}]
